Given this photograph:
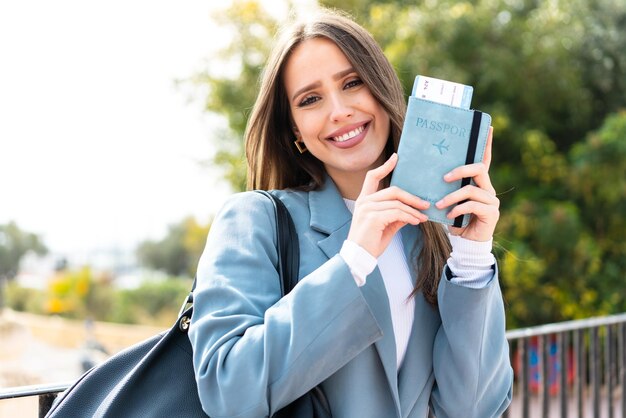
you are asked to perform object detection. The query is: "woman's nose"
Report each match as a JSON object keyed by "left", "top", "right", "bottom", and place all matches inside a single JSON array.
[{"left": 328, "top": 93, "right": 354, "bottom": 121}]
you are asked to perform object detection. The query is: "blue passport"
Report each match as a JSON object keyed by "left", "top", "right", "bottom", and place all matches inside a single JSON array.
[{"left": 390, "top": 84, "right": 491, "bottom": 227}]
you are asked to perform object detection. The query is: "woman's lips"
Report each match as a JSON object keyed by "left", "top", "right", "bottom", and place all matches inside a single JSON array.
[{"left": 326, "top": 122, "right": 370, "bottom": 149}]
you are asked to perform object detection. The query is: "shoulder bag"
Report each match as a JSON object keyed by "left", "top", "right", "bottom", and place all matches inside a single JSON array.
[{"left": 45, "top": 190, "right": 331, "bottom": 418}]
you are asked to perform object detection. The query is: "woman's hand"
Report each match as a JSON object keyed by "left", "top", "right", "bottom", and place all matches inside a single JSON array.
[
  {"left": 435, "top": 127, "right": 499, "bottom": 242},
  {"left": 347, "top": 153, "right": 430, "bottom": 258}
]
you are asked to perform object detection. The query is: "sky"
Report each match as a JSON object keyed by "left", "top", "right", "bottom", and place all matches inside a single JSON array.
[{"left": 0, "top": 1, "right": 235, "bottom": 258}]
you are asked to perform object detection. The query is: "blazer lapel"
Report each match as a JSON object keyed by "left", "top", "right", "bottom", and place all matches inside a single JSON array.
[
  {"left": 310, "top": 178, "right": 402, "bottom": 415},
  {"left": 359, "top": 267, "right": 401, "bottom": 412},
  {"left": 397, "top": 296, "right": 440, "bottom": 417},
  {"left": 397, "top": 225, "right": 441, "bottom": 417},
  {"left": 400, "top": 224, "right": 421, "bottom": 272},
  {"left": 309, "top": 177, "right": 352, "bottom": 265}
]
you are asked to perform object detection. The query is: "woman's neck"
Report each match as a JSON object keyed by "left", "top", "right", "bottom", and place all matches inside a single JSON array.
[
  {"left": 328, "top": 170, "right": 390, "bottom": 200},
  {"left": 324, "top": 153, "right": 389, "bottom": 199},
  {"left": 328, "top": 172, "right": 365, "bottom": 200}
]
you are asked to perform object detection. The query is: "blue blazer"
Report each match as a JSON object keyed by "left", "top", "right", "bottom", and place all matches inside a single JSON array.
[{"left": 189, "top": 178, "right": 513, "bottom": 418}]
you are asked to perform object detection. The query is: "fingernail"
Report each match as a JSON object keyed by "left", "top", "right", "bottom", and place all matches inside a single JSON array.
[
  {"left": 435, "top": 200, "right": 443, "bottom": 208},
  {"left": 443, "top": 172, "right": 452, "bottom": 180}
]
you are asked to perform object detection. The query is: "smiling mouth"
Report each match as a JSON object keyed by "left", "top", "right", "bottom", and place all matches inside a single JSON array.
[{"left": 331, "top": 123, "right": 367, "bottom": 142}]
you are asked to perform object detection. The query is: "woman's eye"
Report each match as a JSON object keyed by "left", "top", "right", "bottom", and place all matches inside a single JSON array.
[
  {"left": 298, "top": 95, "right": 319, "bottom": 107},
  {"left": 344, "top": 78, "right": 363, "bottom": 89}
]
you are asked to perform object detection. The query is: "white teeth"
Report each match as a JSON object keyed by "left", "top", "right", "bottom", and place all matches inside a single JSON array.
[{"left": 333, "top": 125, "right": 364, "bottom": 142}]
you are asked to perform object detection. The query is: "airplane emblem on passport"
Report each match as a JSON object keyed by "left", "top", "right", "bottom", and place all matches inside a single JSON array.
[{"left": 432, "top": 139, "right": 449, "bottom": 155}]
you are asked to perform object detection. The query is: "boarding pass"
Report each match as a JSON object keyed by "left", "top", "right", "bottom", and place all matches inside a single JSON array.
[{"left": 412, "top": 75, "right": 473, "bottom": 109}]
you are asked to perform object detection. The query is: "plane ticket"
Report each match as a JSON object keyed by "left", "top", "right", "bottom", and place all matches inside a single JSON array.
[{"left": 412, "top": 75, "right": 473, "bottom": 109}]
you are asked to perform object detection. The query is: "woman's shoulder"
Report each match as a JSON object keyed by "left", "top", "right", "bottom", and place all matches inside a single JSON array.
[
  {"left": 217, "top": 189, "right": 311, "bottom": 222},
  {"left": 220, "top": 188, "right": 308, "bottom": 207},
  {"left": 270, "top": 188, "right": 309, "bottom": 208}
]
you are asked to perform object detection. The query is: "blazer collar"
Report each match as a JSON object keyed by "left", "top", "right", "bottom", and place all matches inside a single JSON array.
[{"left": 309, "top": 175, "right": 352, "bottom": 235}]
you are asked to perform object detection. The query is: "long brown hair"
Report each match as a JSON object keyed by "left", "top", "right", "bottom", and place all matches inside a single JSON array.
[{"left": 245, "top": 8, "right": 450, "bottom": 306}]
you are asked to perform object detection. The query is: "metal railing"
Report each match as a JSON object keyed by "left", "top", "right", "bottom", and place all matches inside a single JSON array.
[
  {"left": 3, "top": 313, "right": 626, "bottom": 417},
  {"left": 504, "top": 313, "right": 626, "bottom": 418},
  {"left": 0, "top": 381, "right": 71, "bottom": 418}
]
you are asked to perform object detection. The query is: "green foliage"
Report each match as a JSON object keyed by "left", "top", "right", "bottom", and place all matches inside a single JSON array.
[
  {"left": 190, "top": 0, "right": 280, "bottom": 191},
  {"left": 7, "top": 274, "right": 193, "bottom": 327},
  {"left": 321, "top": 0, "right": 626, "bottom": 151},
  {"left": 567, "top": 111, "right": 626, "bottom": 312},
  {"left": 0, "top": 221, "right": 47, "bottom": 308},
  {"left": 497, "top": 112, "right": 626, "bottom": 326},
  {"left": 5, "top": 281, "right": 46, "bottom": 314},
  {"left": 45, "top": 266, "right": 115, "bottom": 320},
  {"left": 193, "top": 0, "right": 626, "bottom": 327},
  {"left": 108, "top": 278, "right": 192, "bottom": 326},
  {"left": 569, "top": 111, "right": 626, "bottom": 222},
  {"left": 0, "top": 221, "right": 47, "bottom": 280},
  {"left": 136, "top": 216, "right": 211, "bottom": 278}
]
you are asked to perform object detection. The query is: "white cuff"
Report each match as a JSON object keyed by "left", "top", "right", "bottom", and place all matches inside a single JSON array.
[
  {"left": 446, "top": 234, "right": 495, "bottom": 289},
  {"left": 339, "top": 240, "right": 377, "bottom": 287}
]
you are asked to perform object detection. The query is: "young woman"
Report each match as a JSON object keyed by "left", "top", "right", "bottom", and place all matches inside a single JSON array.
[{"left": 189, "top": 9, "right": 513, "bottom": 418}]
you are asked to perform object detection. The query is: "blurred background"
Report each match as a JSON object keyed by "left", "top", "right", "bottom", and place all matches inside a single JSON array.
[{"left": 1, "top": 0, "right": 625, "bottom": 415}]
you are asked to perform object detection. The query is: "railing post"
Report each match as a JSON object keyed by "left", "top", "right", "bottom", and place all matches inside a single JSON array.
[
  {"left": 606, "top": 325, "right": 614, "bottom": 418},
  {"left": 559, "top": 331, "right": 568, "bottom": 418},
  {"left": 617, "top": 323, "right": 626, "bottom": 418},
  {"left": 521, "top": 337, "right": 530, "bottom": 418},
  {"left": 39, "top": 392, "right": 57, "bottom": 418},
  {"left": 502, "top": 339, "right": 513, "bottom": 418},
  {"left": 591, "top": 327, "right": 600, "bottom": 418},
  {"left": 541, "top": 334, "right": 550, "bottom": 418},
  {"left": 574, "top": 328, "right": 584, "bottom": 418}
]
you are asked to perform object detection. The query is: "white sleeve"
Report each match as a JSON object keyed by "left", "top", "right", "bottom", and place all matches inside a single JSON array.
[
  {"left": 339, "top": 240, "right": 377, "bottom": 287},
  {"left": 446, "top": 234, "right": 495, "bottom": 289}
]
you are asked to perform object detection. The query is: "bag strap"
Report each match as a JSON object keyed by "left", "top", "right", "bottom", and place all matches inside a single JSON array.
[
  {"left": 179, "top": 191, "right": 300, "bottom": 317},
  {"left": 254, "top": 190, "right": 300, "bottom": 296}
]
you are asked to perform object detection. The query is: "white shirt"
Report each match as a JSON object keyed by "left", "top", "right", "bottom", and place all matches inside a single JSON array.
[{"left": 339, "top": 199, "right": 495, "bottom": 369}]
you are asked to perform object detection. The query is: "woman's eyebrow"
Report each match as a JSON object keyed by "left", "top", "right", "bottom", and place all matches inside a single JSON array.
[
  {"left": 333, "top": 67, "right": 356, "bottom": 80},
  {"left": 290, "top": 67, "right": 356, "bottom": 102},
  {"left": 291, "top": 81, "right": 321, "bottom": 102}
]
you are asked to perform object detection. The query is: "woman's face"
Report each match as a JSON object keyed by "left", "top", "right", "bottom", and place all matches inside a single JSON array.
[{"left": 283, "top": 37, "right": 390, "bottom": 197}]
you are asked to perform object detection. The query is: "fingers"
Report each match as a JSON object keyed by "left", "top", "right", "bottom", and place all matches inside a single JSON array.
[
  {"left": 483, "top": 126, "right": 494, "bottom": 169},
  {"left": 357, "top": 153, "right": 430, "bottom": 222},
  {"left": 441, "top": 183, "right": 500, "bottom": 241},
  {"left": 367, "top": 186, "right": 430, "bottom": 210},
  {"left": 365, "top": 207, "right": 423, "bottom": 227},
  {"left": 445, "top": 199, "right": 500, "bottom": 226},
  {"left": 351, "top": 157, "right": 432, "bottom": 256},
  {"left": 358, "top": 198, "right": 429, "bottom": 223},
  {"left": 437, "top": 126, "right": 497, "bottom": 240},
  {"left": 436, "top": 185, "right": 500, "bottom": 221},
  {"left": 348, "top": 201, "right": 423, "bottom": 257},
  {"left": 443, "top": 162, "right": 496, "bottom": 195},
  {"left": 355, "top": 185, "right": 430, "bottom": 224},
  {"left": 436, "top": 184, "right": 499, "bottom": 211},
  {"left": 359, "top": 153, "right": 398, "bottom": 196}
]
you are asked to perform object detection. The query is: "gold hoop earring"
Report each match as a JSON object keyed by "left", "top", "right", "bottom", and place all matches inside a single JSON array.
[{"left": 294, "top": 139, "right": 308, "bottom": 154}]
